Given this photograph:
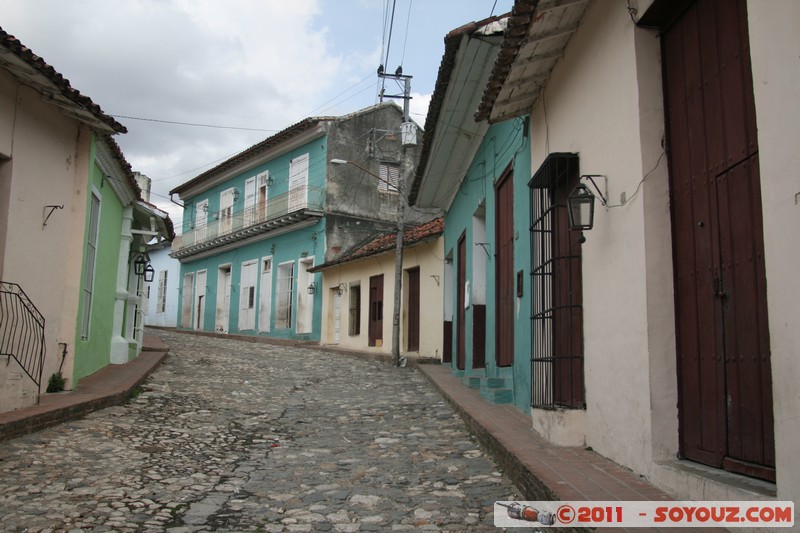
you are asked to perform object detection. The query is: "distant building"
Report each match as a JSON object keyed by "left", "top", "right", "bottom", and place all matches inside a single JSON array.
[
  {"left": 143, "top": 241, "right": 180, "bottom": 328},
  {"left": 169, "top": 102, "right": 422, "bottom": 341},
  {"left": 311, "top": 217, "right": 444, "bottom": 359}
]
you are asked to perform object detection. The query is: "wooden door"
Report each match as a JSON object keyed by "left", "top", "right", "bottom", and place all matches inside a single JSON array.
[
  {"left": 495, "top": 166, "right": 514, "bottom": 366},
  {"left": 368, "top": 274, "right": 384, "bottom": 347},
  {"left": 664, "top": 0, "right": 774, "bottom": 481},
  {"left": 407, "top": 268, "right": 420, "bottom": 352},
  {"left": 456, "top": 234, "right": 466, "bottom": 370}
]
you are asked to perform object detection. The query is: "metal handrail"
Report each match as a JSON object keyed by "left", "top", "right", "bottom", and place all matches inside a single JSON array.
[
  {"left": 0, "top": 281, "right": 46, "bottom": 395},
  {"left": 173, "top": 185, "right": 324, "bottom": 252}
]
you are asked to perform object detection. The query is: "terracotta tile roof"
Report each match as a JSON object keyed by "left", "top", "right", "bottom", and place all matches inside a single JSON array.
[
  {"left": 409, "top": 13, "right": 508, "bottom": 205},
  {"left": 310, "top": 217, "right": 444, "bottom": 272},
  {"left": 0, "top": 26, "right": 126, "bottom": 134}
]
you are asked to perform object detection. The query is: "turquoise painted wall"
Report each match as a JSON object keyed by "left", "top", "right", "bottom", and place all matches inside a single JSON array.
[
  {"left": 176, "top": 136, "right": 329, "bottom": 341},
  {"left": 182, "top": 138, "right": 328, "bottom": 231},
  {"left": 177, "top": 220, "right": 325, "bottom": 340},
  {"left": 443, "top": 117, "right": 532, "bottom": 413},
  {"left": 73, "top": 139, "right": 123, "bottom": 381}
]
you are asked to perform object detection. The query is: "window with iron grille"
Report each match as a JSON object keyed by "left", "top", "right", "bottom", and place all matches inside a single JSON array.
[{"left": 529, "top": 153, "right": 585, "bottom": 409}]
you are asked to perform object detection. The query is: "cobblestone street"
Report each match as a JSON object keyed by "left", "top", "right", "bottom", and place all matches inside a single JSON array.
[{"left": 0, "top": 330, "right": 525, "bottom": 532}]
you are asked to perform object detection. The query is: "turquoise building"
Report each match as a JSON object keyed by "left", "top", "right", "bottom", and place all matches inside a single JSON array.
[
  {"left": 410, "top": 14, "right": 533, "bottom": 413},
  {"left": 170, "top": 103, "right": 419, "bottom": 341}
]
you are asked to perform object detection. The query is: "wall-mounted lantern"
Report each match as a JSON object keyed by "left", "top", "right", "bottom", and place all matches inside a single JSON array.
[
  {"left": 133, "top": 253, "right": 155, "bottom": 282},
  {"left": 334, "top": 283, "right": 346, "bottom": 296},
  {"left": 307, "top": 282, "right": 317, "bottom": 295},
  {"left": 134, "top": 253, "right": 150, "bottom": 276},
  {"left": 567, "top": 184, "right": 596, "bottom": 232},
  {"left": 567, "top": 176, "right": 607, "bottom": 244},
  {"left": 232, "top": 189, "right": 240, "bottom": 202}
]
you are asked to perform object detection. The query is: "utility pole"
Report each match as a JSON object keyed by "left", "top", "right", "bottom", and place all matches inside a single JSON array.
[{"left": 378, "top": 65, "right": 415, "bottom": 367}]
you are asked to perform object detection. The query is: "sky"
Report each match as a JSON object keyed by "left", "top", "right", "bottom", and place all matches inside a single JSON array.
[{"left": 0, "top": 0, "right": 513, "bottom": 228}]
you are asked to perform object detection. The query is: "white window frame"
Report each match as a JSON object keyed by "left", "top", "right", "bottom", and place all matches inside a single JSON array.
[
  {"left": 379, "top": 161, "right": 400, "bottom": 193},
  {"left": 238, "top": 259, "right": 258, "bottom": 331},
  {"left": 288, "top": 153, "right": 309, "bottom": 211},
  {"left": 181, "top": 272, "right": 195, "bottom": 328},
  {"left": 275, "top": 260, "right": 295, "bottom": 329},
  {"left": 80, "top": 187, "right": 102, "bottom": 340},
  {"left": 157, "top": 270, "right": 168, "bottom": 313}
]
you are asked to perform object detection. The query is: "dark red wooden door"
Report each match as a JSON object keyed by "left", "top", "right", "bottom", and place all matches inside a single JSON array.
[
  {"left": 456, "top": 234, "right": 466, "bottom": 370},
  {"left": 495, "top": 167, "right": 514, "bottom": 366},
  {"left": 407, "top": 268, "right": 420, "bottom": 352},
  {"left": 664, "top": 0, "right": 773, "bottom": 481},
  {"left": 368, "top": 275, "right": 384, "bottom": 347}
]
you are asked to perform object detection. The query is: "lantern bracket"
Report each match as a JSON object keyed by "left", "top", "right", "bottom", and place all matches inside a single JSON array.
[{"left": 581, "top": 175, "right": 608, "bottom": 206}]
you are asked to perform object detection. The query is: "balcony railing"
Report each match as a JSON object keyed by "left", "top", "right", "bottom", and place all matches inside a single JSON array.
[
  {"left": 0, "top": 281, "right": 46, "bottom": 395},
  {"left": 172, "top": 185, "right": 324, "bottom": 257}
]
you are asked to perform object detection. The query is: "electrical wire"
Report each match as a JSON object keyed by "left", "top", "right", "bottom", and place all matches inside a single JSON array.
[
  {"left": 110, "top": 114, "right": 279, "bottom": 132},
  {"left": 399, "top": 0, "right": 413, "bottom": 67}
]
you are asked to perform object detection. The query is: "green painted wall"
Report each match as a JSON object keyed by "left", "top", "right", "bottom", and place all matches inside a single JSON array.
[
  {"left": 73, "top": 139, "right": 123, "bottom": 381},
  {"left": 443, "top": 117, "right": 532, "bottom": 412}
]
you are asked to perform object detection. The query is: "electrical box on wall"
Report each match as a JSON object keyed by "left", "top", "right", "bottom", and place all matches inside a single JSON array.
[{"left": 401, "top": 122, "right": 417, "bottom": 146}]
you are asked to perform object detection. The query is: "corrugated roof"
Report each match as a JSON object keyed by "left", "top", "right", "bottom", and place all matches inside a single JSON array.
[
  {"left": 310, "top": 217, "right": 444, "bottom": 272},
  {"left": 0, "top": 26, "right": 126, "bottom": 134},
  {"left": 409, "top": 13, "right": 508, "bottom": 205},
  {"left": 475, "top": 0, "right": 590, "bottom": 124}
]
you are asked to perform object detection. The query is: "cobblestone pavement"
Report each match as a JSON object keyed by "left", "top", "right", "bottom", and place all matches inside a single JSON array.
[{"left": 0, "top": 330, "right": 528, "bottom": 532}]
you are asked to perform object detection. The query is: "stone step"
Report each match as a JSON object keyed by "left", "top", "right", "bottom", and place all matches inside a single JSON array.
[
  {"left": 480, "top": 387, "right": 513, "bottom": 404},
  {"left": 482, "top": 377, "right": 509, "bottom": 389},
  {"left": 462, "top": 376, "right": 481, "bottom": 389}
]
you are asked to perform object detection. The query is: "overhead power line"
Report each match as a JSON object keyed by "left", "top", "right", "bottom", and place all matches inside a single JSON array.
[{"left": 111, "top": 114, "right": 279, "bottom": 132}]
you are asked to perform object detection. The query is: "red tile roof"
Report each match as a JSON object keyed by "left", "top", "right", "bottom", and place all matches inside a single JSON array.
[
  {"left": 1, "top": 26, "right": 126, "bottom": 134},
  {"left": 311, "top": 217, "right": 444, "bottom": 272}
]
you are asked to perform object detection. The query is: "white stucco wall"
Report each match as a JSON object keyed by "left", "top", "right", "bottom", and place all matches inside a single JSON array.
[
  {"left": 0, "top": 76, "right": 90, "bottom": 411},
  {"left": 318, "top": 237, "right": 444, "bottom": 360},
  {"left": 526, "top": 0, "right": 798, "bottom": 506},
  {"left": 529, "top": 1, "right": 662, "bottom": 476},
  {"left": 143, "top": 245, "right": 181, "bottom": 328},
  {"left": 746, "top": 0, "right": 800, "bottom": 505}
]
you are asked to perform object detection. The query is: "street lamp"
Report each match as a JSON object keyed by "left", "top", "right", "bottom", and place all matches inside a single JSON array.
[{"left": 331, "top": 158, "right": 407, "bottom": 367}]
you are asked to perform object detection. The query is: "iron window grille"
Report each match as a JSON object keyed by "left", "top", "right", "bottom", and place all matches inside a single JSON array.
[{"left": 529, "top": 153, "right": 586, "bottom": 409}]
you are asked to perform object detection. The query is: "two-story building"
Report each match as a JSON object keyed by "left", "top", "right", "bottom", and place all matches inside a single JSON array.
[{"left": 170, "top": 103, "right": 421, "bottom": 341}]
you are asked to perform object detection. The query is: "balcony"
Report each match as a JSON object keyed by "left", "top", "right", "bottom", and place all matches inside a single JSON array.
[{"left": 171, "top": 185, "right": 324, "bottom": 259}]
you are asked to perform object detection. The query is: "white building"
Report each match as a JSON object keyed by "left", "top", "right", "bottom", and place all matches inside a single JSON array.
[{"left": 143, "top": 242, "right": 181, "bottom": 328}]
